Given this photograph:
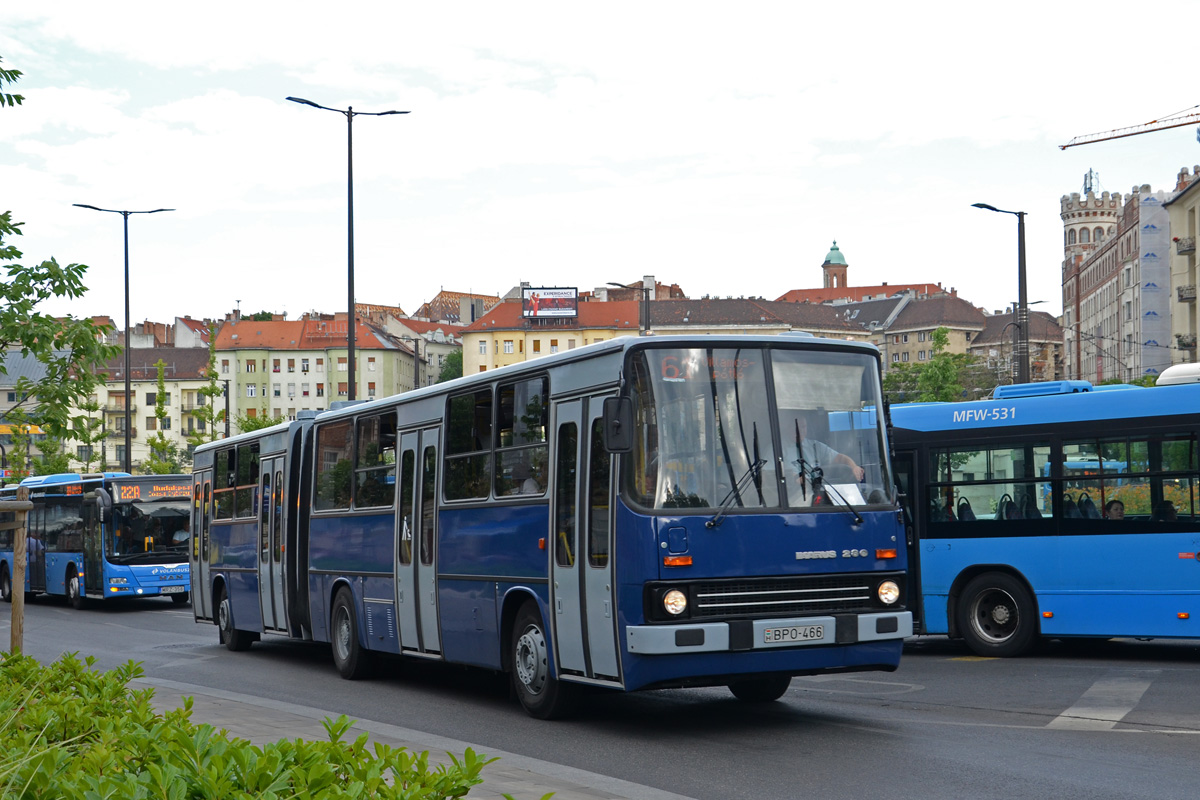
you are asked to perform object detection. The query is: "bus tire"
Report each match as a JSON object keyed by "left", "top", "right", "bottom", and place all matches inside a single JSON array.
[
  {"left": 0, "top": 565, "right": 10, "bottom": 603},
  {"left": 171, "top": 591, "right": 190, "bottom": 605},
  {"left": 331, "top": 588, "right": 371, "bottom": 679},
  {"left": 728, "top": 675, "right": 792, "bottom": 703},
  {"left": 217, "top": 586, "right": 253, "bottom": 652},
  {"left": 66, "top": 568, "right": 86, "bottom": 610},
  {"left": 957, "top": 572, "right": 1037, "bottom": 657},
  {"left": 510, "top": 602, "right": 576, "bottom": 719}
]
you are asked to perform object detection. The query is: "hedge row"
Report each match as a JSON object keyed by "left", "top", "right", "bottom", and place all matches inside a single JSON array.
[{"left": 0, "top": 652, "right": 524, "bottom": 799}]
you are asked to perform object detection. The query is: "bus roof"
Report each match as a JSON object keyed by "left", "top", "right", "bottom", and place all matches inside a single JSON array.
[{"left": 890, "top": 381, "right": 1200, "bottom": 433}]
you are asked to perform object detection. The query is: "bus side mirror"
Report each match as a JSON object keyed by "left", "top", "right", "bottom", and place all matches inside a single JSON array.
[
  {"left": 94, "top": 487, "right": 112, "bottom": 524},
  {"left": 602, "top": 397, "right": 634, "bottom": 454}
]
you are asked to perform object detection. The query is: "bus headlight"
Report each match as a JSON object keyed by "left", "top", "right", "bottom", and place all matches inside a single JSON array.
[
  {"left": 877, "top": 580, "right": 900, "bottom": 605},
  {"left": 109, "top": 577, "right": 128, "bottom": 585},
  {"left": 663, "top": 589, "right": 688, "bottom": 616}
]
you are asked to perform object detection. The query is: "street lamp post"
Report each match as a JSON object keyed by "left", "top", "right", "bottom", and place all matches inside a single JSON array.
[
  {"left": 607, "top": 282, "right": 651, "bottom": 335},
  {"left": 400, "top": 336, "right": 422, "bottom": 390},
  {"left": 73, "top": 204, "right": 174, "bottom": 472},
  {"left": 286, "top": 96, "right": 409, "bottom": 402},
  {"left": 972, "top": 203, "right": 1029, "bottom": 383}
]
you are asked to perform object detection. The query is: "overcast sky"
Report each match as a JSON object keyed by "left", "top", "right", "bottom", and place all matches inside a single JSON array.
[{"left": 3, "top": 3, "right": 1197, "bottom": 327}]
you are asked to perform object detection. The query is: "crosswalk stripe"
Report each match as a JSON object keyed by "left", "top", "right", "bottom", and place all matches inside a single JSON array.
[{"left": 1046, "top": 672, "right": 1158, "bottom": 730}]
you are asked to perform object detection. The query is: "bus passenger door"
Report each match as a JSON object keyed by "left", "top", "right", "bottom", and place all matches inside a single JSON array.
[
  {"left": 258, "top": 456, "right": 286, "bottom": 632},
  {"left": 550, "top": 395, "right": 622, "bottom": 685},
  {"left": 395, "top": 431, "right": 420, "bottom": 650},
  {"left": 191, "top": 473, "right": 212, "bottom": 621},
  {"left": 27, "top": 505, "right": 46, "bottom": 593},
  {"left": 416, "top": 427, "right": 441, "bottom": 653}
]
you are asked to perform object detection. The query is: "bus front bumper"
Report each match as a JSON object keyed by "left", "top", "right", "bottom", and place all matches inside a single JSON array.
[{"left": 625, "top": 611, "right": 912, "bottom": 655}]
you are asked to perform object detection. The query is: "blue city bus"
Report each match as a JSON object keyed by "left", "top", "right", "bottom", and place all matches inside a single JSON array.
[
  {"left": 890, "top": 381, "right": 1200, "bottom": 657},
  {"left": 0, "top": 473, "right": 191, "bottom": 607},
  {"left": 191, "top": 335, "right": 911, "bottom": 717}
]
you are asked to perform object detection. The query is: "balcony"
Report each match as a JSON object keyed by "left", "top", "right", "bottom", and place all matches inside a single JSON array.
[
  {"left": 1176, "top": 236, "right": 1196, "bottom": 255},
  {"left": 104, "top": 404, "right": 137, "bottom": 415},
  {"left": 1179, "top": 285, "right": 1197, "bottom": 302},
  {"left": 1177, "top": 333, "right": 1197, "bottom": 349}
]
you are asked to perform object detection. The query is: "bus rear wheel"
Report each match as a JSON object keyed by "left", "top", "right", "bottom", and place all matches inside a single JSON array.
[
  {"left": 330, "top": 588, "right": 371, "bottom": 679},
  {"left": 217, "top": 587, "right": 253, "bottom": 652},
  {"left": 0, "top": 565, "right": 10, "bottom": 603},
  {"left": 957, "top": 572, "right": 1037, "bottom": 657},
  {"left": 66, "top": 568, "right": 86, "bottom": 610},
  {"left": 728, "top": 675, "right": 792, "bottom": 703},
  {"left": 510, "top": 602, "right": 576, "bottom": 719}
]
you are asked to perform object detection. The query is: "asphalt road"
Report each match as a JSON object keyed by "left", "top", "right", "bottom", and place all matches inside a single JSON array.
[{"left": 7, "top": 596, "right": 1200, "bottom": 800}]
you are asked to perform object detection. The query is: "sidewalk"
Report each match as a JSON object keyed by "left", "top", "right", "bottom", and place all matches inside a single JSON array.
[{"left": 136, "top": 677, "right": 695, "bottom": 800}]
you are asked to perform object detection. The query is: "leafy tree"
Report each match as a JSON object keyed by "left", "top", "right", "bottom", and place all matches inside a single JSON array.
[
  {"left": 0, "top": 60, "right": 121, "bottom": 441},
  {"left": 71, "top": 395, "right": 109, "bottom": 472},
  {"left": 144, "top": 360, "right": 185, "bottom": 474},
  {"left": 34, "top": 435, "right": 71, "bottom": 475},
  {"left": 187, "top": 326, "right": 227, "bottom": 448},
  {"left": 250, "top": 311, "right": 274, "bottom": 321},
  {"left": 5, "top": 408, "right": 33, "bottom": 481},
  {"left": 437, "top": 349, "right": 463, "bottom": 383},
  {"left": 0, "top": 57, "right": 22, "bottom": 107}
]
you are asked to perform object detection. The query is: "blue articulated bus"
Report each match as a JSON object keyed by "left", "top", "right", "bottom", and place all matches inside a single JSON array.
[
  {"left": 0, "top": 473, "right": 191, "bottom": 607},
  {"left": 191, "top": 335, "right": 911, "bottom": 717},
  {"left": 890, "top": 381, "right": 1200, "bottom": 657}
]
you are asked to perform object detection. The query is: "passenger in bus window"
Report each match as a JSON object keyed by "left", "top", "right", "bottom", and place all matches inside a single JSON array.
[
  {"left": 1152, "top": 501, "right": 1177, "bottom": 522},
  {"left": 1103, "top": 499, "right": 1124, "bottom": 520}
]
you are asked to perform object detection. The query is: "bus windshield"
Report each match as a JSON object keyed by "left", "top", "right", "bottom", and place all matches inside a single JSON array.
[
  {"left": 628, "top": 345, "right": 891, "bottom": 511},
  {"left": 109, "top": 498, "right": 190, "bottom": 564}
]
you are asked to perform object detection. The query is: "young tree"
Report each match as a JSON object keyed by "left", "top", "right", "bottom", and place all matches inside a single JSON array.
[
  {"left": 144, "top": 360, "right": 185, "bottom": 474},
  {"left": 33, "top": 435, "right": 71, "bottom": 475},
  {"left": 437, "top": 349, "right": 463, "bottom": 384},
  {"left": 186, "top": 326, "right": 227, "bottom": 450},
  {"left": 5, "top": 408, "right": 33, "bottom": 481},
  {"left": 0, "top": 59, "right": 121, "bottom": 441},
  {"left": 70, "top": 395, "right": 109, "bottom": 472}
]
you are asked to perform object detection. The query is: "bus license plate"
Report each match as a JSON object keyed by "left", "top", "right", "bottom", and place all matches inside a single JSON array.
[
  {"left": 763, "top": 624, "right": 824, "bottom": 644},
  {"left": 161, "top": 586, "right": 185, "bottom": 594}
]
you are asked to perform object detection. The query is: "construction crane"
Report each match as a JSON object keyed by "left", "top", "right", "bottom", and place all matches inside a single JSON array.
[{"left": 1060, "top": 104, "right": 1200, "bottom": 149}]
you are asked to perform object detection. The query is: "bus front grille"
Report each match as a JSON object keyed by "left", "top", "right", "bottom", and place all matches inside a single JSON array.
[{"left": 690, "top": 576, "right": 876, "bottom": 618}]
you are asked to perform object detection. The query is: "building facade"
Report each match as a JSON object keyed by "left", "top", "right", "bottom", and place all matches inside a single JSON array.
[{"left": 1166, "top": 166, "right": 1200, "bottom": 362}]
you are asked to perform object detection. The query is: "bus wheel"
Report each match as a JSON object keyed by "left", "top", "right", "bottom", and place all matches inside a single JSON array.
[
  {"left": 217, "top": 587, "right": 253, "bottom": 652},
  {"left": 171, "top": 591, "right": 190, "bottom": 605},
  {"left": 66, "top": 569, "right": 86, "bottom": 610},
  {"left": 331, "top": 589, "right": 371, "bottom": 679},
  {"left": 957, "top": 572, "right": 1037, "bottom": 657},
  {"left": 510, "top": 602, "right": 576, "bottom": 719},
  {"left": 0, "top": 565, "right": 10, "bottom": 603},
  {"left": 728, "top": 675, "right": 792, "bottom": 703}
]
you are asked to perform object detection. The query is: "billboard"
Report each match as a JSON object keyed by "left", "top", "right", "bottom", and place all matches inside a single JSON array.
[{"left": 522, "top": 287, "right": 578, "bottom": 318}]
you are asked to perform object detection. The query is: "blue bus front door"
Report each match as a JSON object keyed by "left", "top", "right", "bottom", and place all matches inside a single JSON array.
[{"left": 396, "top": 427, "right": 442, "bottom": 655}]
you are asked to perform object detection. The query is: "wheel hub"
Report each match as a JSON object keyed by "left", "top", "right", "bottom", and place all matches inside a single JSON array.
[{"left": 514, "top": 625, "right": 548, "bottom": 694}]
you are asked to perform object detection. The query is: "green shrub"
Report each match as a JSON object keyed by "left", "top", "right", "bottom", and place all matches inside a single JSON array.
[{"left": 0, "top": 652, "right": 506, "bottom": 799}]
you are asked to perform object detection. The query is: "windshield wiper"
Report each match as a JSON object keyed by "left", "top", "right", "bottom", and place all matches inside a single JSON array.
[
  {"left": 706, "top": 459, "right": 766, "bottom": 529},
  {"left": 793, "top": 460, "right": 864, "bottom": 525}
]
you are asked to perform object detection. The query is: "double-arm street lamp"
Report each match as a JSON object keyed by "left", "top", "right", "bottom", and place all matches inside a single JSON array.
[
  {"left": 286, "top": 96, "right": 409, "bottom": 402},
  {"left": 972, "top": 203, "right": 1029, "bottom": 384},
  {"left": 73, "top": 204, "right": 174, "bottom": 472}
]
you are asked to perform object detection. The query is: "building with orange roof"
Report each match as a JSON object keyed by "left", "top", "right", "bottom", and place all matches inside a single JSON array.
[
  {"left": 358, "top": 304, "right": 465, "bottom": 387},
  {"left": 460, "top": 296, "right": 871, "bottom": 374},
  {"left": 775, "top": 242, "right": 955, "bottom": 305},
  {"left": 213, "top": 312, "right": 415, "bottom": 427}
]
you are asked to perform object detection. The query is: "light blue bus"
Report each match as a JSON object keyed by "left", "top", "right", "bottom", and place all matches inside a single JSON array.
[
  {"left": 0, "top": 473, "right": 191, "bottom": 607},
  {"left": 190, "top": 335, "right": 912, "bottom": 717},
  {"left": 891, "top": 381, "right": 1200, "bottom": 656}
]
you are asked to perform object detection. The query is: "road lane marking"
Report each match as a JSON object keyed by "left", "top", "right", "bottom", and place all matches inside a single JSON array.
[{"left": 1046, "top": 672, "right": 1157, "bottom": 731}]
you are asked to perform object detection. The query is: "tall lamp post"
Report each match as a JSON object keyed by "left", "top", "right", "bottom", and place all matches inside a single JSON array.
[
  {"left": 286, "top": 96, "right": 408, "bottom": 402},
  {"left": 73, "top": 204, "right": 174, "bottom": 472},
  {"left": 972, "top": 202, "right": 1029, "bottom": 383}
]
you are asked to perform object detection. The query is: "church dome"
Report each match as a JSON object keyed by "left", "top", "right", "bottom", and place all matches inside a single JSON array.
[{"left": 823, "top": 240, "right": 847, "bottom": 266}]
